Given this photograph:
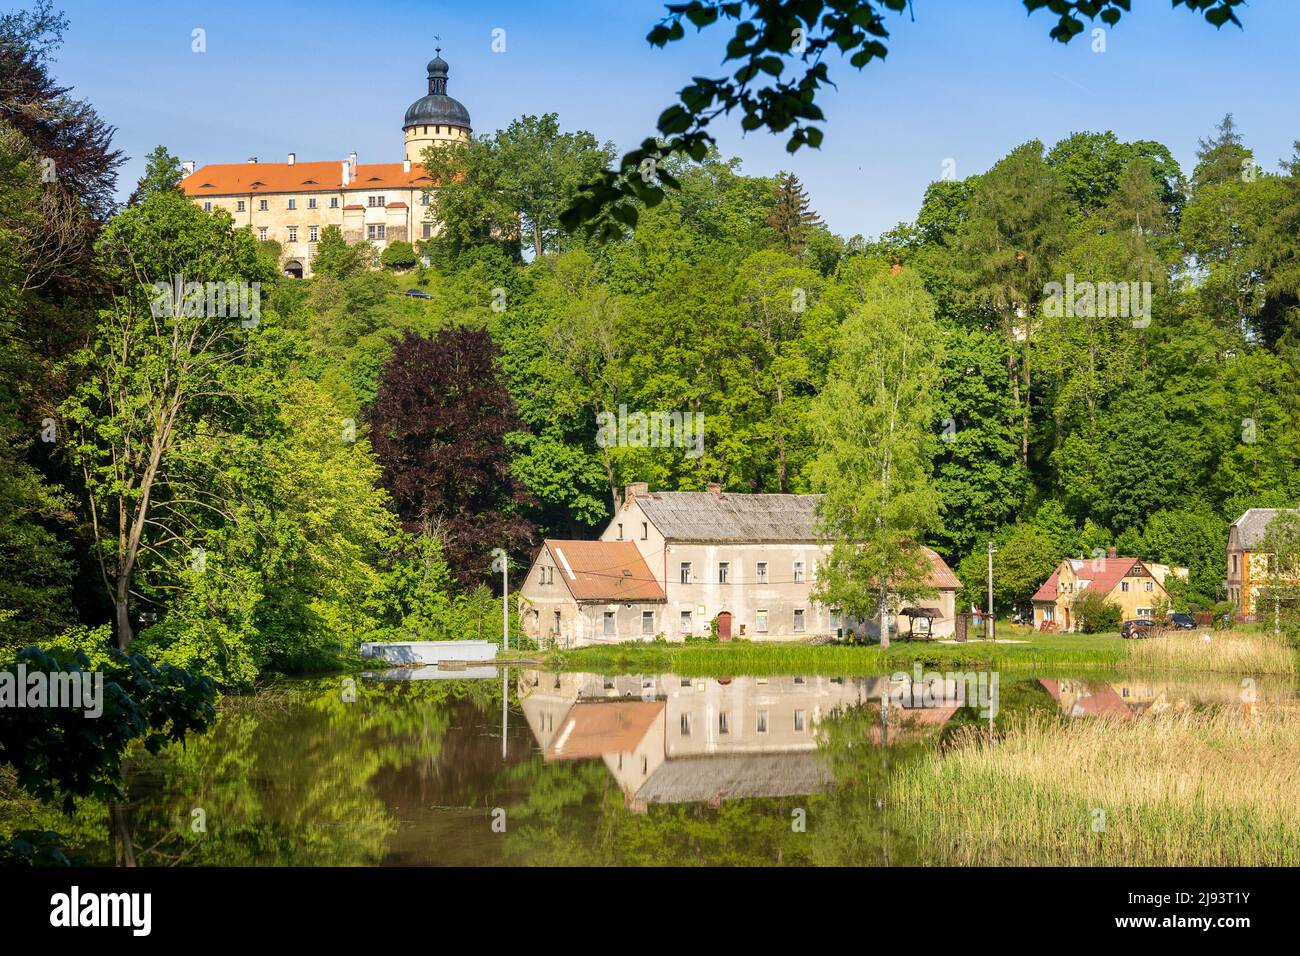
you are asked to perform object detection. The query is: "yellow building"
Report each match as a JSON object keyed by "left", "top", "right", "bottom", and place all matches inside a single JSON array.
[
  {"left": 1226, "top": 507, "right": 1300, "bottom": 618},
  {"left": 1031, "top": 554, "right": 1170, "bottom": 631},
  {"left": 179, "top": 50, "right": 470, "bottom": 278}
]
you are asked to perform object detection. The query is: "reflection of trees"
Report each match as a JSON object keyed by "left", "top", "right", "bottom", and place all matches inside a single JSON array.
[{"left": 61, "top": 678, "right": 503, "bottom": 865}]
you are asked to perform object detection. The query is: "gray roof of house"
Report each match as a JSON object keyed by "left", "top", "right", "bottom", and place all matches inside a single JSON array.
[
  {"left": 634, "top": 753, "right": 832, "bottom": 805},
  {"left": 636, "top": 492, "right": 822, "bottom": 541},
  {"left": 1232, "top": 508, "right": 1297, "bottom": 549}
]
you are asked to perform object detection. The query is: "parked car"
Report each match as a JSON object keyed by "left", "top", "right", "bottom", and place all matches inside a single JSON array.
[
  {"left": 1166, "top": 612, "right": 1196, "bottom": 630},
  {"left": 402, "top": 289, "right": 433, "bottom": 299},
  {"left": 1121, "top": 619, "right": 1161, "bottom": 639}
]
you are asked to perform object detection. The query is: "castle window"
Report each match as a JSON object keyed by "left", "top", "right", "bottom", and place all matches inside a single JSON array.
[
  {"left": 287, "top": 227, "right": 297, "bottom": 242},
  {"left": 367, "top": 195, "right": 386, "bottom": 207},
  {"left": 330, "top": 197, "right": 339, "bottom": 209},
  {"left": 203, "top": 201, "right": 212, "bottom": 211},
  {"left": 420, "top": 193, "right": 430, "bottom": 205},
  {"left": 756, "top": 562, "right": 767, "bottom": 583},
  {"left": 422, "top": 224, "right": 432, "bottom": 239},
  {"left": 793, "top": 560, "right": 805, "bottom": 583},
  {"left": 258, "top": 199, "right": 268, "bottom": 211},
  {"left": 367, "top": 224, "right": 385, "bottom": 240},
  {"left": 287, "top": 198, "right": 296, "bottom": 210},
  {"left": 793, "top": 609, "right": 806, "bottom": 632},
  {"left": 307, "top": 197, "right": 317, "bottom": 209},
  {"left": 257, "top": 227, "right": 267, "bottom": 241},
  {"left": 309, "top": 225, "right": 318, "bottom": 242},
  {"left": 236, "top": 200, "right": 246, "bottom": 212}
]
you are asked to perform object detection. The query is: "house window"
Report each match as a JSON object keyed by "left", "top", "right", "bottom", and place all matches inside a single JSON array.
[
  {"left": 420, "top": 193, "right": 430, "bottom": 206},
  {"left": 236, "top": 200, "right": 246, "bottom": 212},
  {"left": 287, "top": 226, "right": 297, "bottom": 242},
  {"left": 1137, "top": 607, "right": 1152, "bottom": 619},
  {"left": 793, "top": 560, "right": 805, "bottom": 583},
  {"left": 793, "top": 609, "right": 806, "bottom": 632},
  {"left": 680, "top": 562, "right": 691, "bottom": 584},
  {"left": 641, "top": 611, "right": 654, "bottom": 636},
  {"left": 718, "top": 562, "right": 729, "bottom": 584},
  {"left": 287, "top": 198, "right": 296, "bottom": 210},
  {"left": 330, "top": 197, "right": 339, "bottom": 209},
  {"left": 641, "top": 756, "right": 648, "bottom": 775},
  {"left": 367, "top": 195, "right": 386, "bottom": 207},
  {"left": 603, "top": 612, "right": 615, "bottom": 637},
  {"left": 258, "top": 199, "right": 268, "bottom": 211},
  {"left": 756, "top": 609, "right": 768, "bottom": 633},
  {"left": 1145, "top": 580, "right": 1153, "bottom": 592},
  {"left": 553, "top": 610, "right": 561, "bottom": 635},
  {"left": 1232, "top": 554, "right": 1239, "bottom": 574},
  {"left": 308, "top": 197, "right": 317, "bottom": 209},
  {"left": 680, "top": 610, "right": 692, "bottom": 632},
  {"left": 1044, "top": 606, "right": 1055, "bottom": 621},
  {"left": 756, "top": 710, "right": 769, "bottom": 734},
  {"left": 1121, "top": 581, "right": 1130, "bottom": 592},
  {"left": 203, "top": 201, "right": 212, "bottom": 211},
  {"left": 257, "top": 227, "right": 267, "bottom": 241},
  {"left": 422, "top": 224, "right": 433, "bottom": 239},
  {"left": 718, "top": 712, "right": 730, "bottom": 735},
  {"left": 617, "top": 523, "right": 624, "bottom": 540},
  {"left": 367, "top": 224, "right": 386, "bottom": 240},
  {"left": 642, "top": 522, "right": 648, "bottom": 540},
  {"left": 309, "top": 225, "right": 319, "bottom": 242},
  {"left": 794, "top": 709, "right": 806, "bottom": 733},
  {"left": 680, "top": 713, "right": 691, "bottom": 736},
  {"left": 756, "top": 561, "right": 767, "bottom": 583}
]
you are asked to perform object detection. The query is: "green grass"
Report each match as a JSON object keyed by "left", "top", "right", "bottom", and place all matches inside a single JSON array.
[{"left": 539, "top": 630, "right": 1129, "bottom": 677}]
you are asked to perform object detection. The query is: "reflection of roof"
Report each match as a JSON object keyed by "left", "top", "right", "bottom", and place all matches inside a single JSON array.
[
  {"left": 1032, "top": 557, "right": 1140, "bottom": 603},
  {"left": 545, "top": 701, "right": 663, "bottom": 760},
  {"left": 1039, "top": 679, "right": 1134, "bottom": 718},
  {"left": 545, "top": 540, "right": 666, "bottom": 602},
  {"left": 634, "top": 753, "right": 832, "bottom": 805}
]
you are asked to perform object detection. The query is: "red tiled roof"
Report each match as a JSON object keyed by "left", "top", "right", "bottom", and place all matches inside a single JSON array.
[
  {"left": 922, "top": 546, "right": 961, "bottom": 590},
  {"left": 180, "top": 160, "right": 433, "bottom": 196},
  {"left": 546, "top": 701, "right": 664, "bottom": 760},
  {"left": 545, "top": 540, "right": 666, "bottom": 603},
  {"left": 1032, "top": 557, "right": 1141, "bottom": 603}
]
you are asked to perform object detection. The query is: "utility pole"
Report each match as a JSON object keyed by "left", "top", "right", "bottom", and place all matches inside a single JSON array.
[
  {"left": 987, "top": 540, "right": 995, "bottom": 642},
  {"left": 491, "top": 548, "right": 509, "bottom": 652}
]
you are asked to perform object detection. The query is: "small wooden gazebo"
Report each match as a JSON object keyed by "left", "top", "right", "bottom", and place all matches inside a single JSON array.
[{"left": 899, "top": 607, "right": 940, "bottom": 640}]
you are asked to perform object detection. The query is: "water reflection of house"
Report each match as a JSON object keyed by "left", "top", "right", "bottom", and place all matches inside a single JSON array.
[
  {"left": 518, "top": 672, "right": 957, "bottom": 811},
  {"left": 1039, "top": 678, "right": 1230, "bottom": 718}
]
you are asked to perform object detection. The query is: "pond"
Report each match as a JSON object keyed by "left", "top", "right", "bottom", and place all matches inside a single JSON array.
[{"left": 64, "top": 667, "right": 1300, "bottom": 866}]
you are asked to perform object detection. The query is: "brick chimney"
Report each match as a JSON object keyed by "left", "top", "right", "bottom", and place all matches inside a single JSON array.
[
  {"left": 707, "top": 482, "right": 723, "bottom": 496},
  {"left": 287, "top": 152, "right": 295, "bottom": 165},
  {"left": 624, "top": 482, "right": 649, "bottom": 504},
  {"left": 1107, "top": 546, "right": 1118, "bottom": 559}
]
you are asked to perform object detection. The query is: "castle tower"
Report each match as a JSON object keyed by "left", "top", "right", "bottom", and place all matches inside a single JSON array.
[{"left": 403, "top": 49, "right": 472, "bottom": 164}]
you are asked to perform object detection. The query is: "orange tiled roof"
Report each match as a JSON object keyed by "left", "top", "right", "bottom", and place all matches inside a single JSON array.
[
  {"left": 545, "top": 540, "right": 667, "bottom": 603},
  {"left": 181, "top": 160, "right": 433, "bottom": 196}
]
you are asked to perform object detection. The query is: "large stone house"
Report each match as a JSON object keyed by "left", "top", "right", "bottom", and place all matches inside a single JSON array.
[
  {"left": 518, "top": 484, "right": 962, "bottom": 647},
  {"left": 1226, "top": 508, "right": 1300, "bottom": 618},
  {"left": 179, "top": 51, "right": 469, "bottom": 277},
  {"left": 1031, "top": 554, "right": 1170, "bottom": 631}
]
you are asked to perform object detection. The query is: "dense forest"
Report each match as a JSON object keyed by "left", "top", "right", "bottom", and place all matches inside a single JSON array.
[{"left": 3, "top": 4, "right": 1299, "bottom": 690}]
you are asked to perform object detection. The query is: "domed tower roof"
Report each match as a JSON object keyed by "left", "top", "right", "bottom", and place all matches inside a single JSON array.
[{"left": 403, "top": 48, "right": 471, "bottom": 130}]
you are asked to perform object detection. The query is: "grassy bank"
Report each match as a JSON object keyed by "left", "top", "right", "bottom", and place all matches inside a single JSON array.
[
  {"left": 889, "top": 707, "right": 1300, "bottom": 865},
  {"left": 538, "top": 629, "right": 1296, "bottom": 676}
]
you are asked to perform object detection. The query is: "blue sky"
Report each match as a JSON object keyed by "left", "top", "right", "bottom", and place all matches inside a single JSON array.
[{"left": 47, "top": 0, "right": 1300, "bottom": 237}]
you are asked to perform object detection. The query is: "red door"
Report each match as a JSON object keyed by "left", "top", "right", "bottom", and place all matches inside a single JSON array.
[{"left": 717, "top": 611, "right": 732, "bottom": 641}]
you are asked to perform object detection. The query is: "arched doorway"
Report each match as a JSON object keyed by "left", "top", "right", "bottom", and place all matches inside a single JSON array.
[
  {"left": 717, "top": 611, "right": 732, "bottom": 641},
  {"left": 283, "top": 259, "right": 304, "bottom": 279}
]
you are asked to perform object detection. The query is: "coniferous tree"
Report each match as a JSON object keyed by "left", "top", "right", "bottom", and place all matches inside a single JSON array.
[{"left": 767, "top": 172, "right": 822, "bottom": 256}]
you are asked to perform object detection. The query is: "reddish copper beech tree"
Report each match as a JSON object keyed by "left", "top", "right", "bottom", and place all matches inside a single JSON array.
[{"left": 369, "top": 328, "right": 536, "bottom": 587}]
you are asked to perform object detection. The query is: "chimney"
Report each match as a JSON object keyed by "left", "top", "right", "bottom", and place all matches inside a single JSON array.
[
  {"left": 341, "top": 161, "right": 350, "bottom": 187},
  {"left": 1107, "top": 546, "right": 1118, "bottom": 559},
  {"left": 348, "top": 150, "right": 357, "bottom": 168},
  {"left": 181, "top": 160, "right": 195, "bottom": 176},
  {"left": 287, "top": 152, "right": 295, "bottom": 166},
  {"left": 403, "top": 159, "right": 411, "bottom": 173},
  {"left": 707, "top": 482, "right": 724, "bottom": 496},
  {"left": 247, "top": 156, "right": 257, "bottom": 164},
  {"left": 624, "top": 482, "right": 649, "bottom": 504}
]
